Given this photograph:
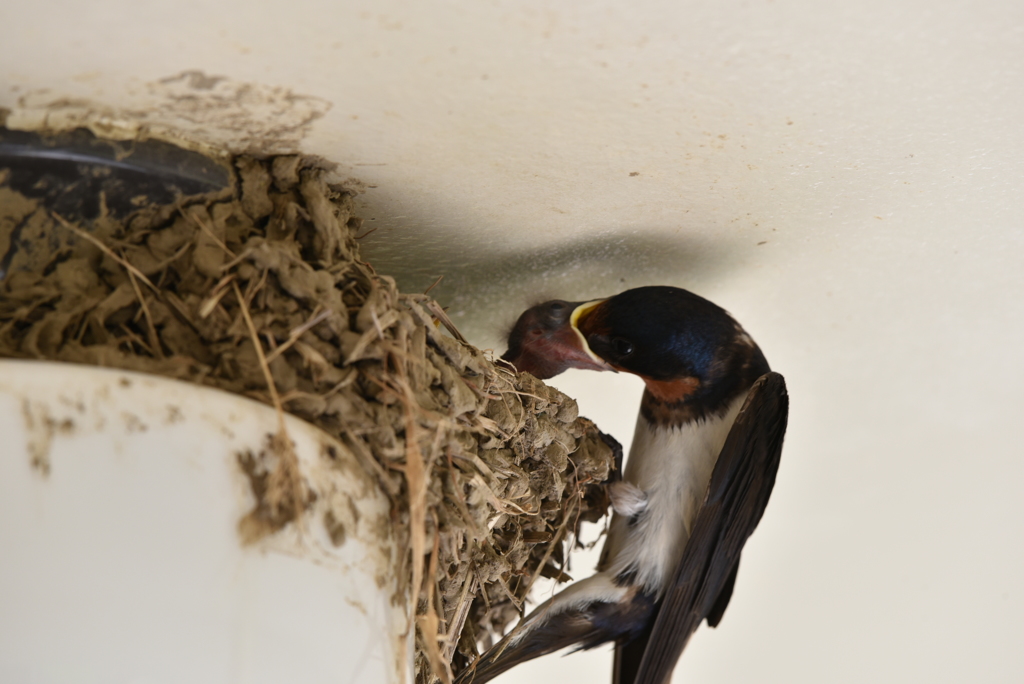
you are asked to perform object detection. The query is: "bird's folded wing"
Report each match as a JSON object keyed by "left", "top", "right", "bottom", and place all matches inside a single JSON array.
[{"left": 625, "top": 371, "right": 789, "bottom": 684}]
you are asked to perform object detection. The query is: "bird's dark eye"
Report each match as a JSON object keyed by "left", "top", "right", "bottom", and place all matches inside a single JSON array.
[
  {"left": 612, "top": 337, "right": 634, "bottom": 357},
  {"left": 545, "top": 301, "right": 567, "bottom": 323}
]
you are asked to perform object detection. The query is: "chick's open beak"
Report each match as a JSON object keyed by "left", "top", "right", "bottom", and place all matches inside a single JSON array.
[{"left": 502, "top": 299, "right": 614, "bottom": 379}]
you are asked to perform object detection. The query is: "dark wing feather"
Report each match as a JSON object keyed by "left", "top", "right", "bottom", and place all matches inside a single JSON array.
[
  {"left": 455, "top": 611, "right": 603, "bottom": 684},
  {"left": 612, "top": 617, "right": 653, "bottom": 684},
  {"left": 705, "top": 560, "right": 739, "bottom": 628},
  {"left": 458, "top": 591, "right": 656, "bottom": 684},
  {"left": 631, "top": 372, "right": 789, "bottom": 684}
]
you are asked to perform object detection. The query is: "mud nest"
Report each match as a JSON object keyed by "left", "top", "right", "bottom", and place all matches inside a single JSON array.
[{"left": 0, "top": 140, "right": 617, "bottom": 682}]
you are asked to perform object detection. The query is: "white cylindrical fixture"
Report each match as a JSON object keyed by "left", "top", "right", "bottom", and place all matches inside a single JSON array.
[{"left": 0, "top": 360, "right": 408, "bottom": 684}]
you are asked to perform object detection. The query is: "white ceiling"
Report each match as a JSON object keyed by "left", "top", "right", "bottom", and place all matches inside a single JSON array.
[{"left": 2, "top": 0, "right": 1022, "bottom": 682}]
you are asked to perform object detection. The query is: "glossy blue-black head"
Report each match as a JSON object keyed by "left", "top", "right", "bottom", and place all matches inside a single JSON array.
[
  {"left": 576, "top": 286, "right": 738, "bottom": 382},
  {"left": 504, "top": 286, "right": 769, "bottom": 412}
]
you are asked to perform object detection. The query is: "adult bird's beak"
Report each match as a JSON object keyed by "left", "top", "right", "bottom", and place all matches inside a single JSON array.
[{"left": 502, "top": 298, "right": 616, "bottom": 379}]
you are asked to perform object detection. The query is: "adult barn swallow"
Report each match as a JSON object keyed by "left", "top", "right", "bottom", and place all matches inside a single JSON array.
[{"left": 458, "top": 286, "right": 788, "bottom": 684}]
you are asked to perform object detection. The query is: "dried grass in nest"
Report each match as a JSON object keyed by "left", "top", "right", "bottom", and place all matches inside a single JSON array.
[{"left": 0, "top": 152, "right": 618, "bottom": 682}]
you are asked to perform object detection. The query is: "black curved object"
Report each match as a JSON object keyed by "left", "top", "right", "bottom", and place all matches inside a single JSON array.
[
  {"left": 0, "top": 127, "right": 231, "bottom": 219},
  {"left": 0, "top": 126, "right": 231, "bottom": 279}
]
